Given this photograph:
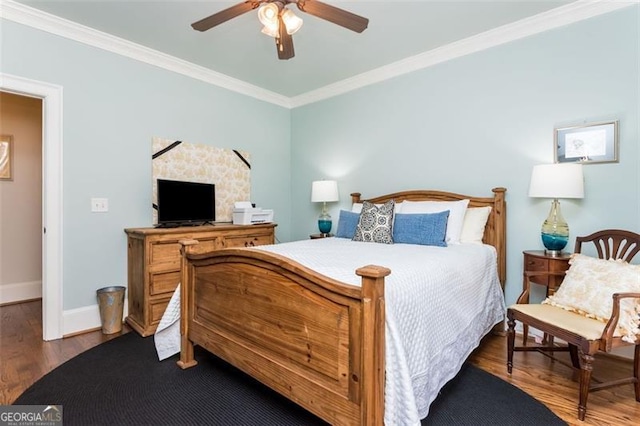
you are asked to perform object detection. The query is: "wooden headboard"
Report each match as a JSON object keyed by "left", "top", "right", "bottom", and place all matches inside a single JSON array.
[{"left": 351, "top": 187, "right": 507, "bottom": 289}]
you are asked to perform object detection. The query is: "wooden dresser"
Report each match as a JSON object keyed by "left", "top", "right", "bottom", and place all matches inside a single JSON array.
[{"left": 124, "top": 223, "right": 277, "bottom": 336}]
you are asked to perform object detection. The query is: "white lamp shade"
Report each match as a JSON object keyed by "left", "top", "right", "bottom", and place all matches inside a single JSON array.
[
  {"left": 311, "top": 180, "right": 339, "bottom": 203},
  {"left": 258, "top": 3, "right": 279, "bottom": 27},
  {"left": 281, "top": 9, "right": 303, "bottom": 35},
  {"left": 529, "top": 163, "right": 584, "bottom": 199},
  {"left": 261, "top": 24, "right": 279, "bottom": 37}
]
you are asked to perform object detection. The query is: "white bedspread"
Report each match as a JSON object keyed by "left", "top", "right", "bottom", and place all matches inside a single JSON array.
[
  {"left": 154, "top": 285, "right": 181, "bottom": 361},
  {"left": 256, "top": 238, "right": 505, "bottom": 426},
  {"left": 155, "top": 237, "right": 505, "bottom": 425}
]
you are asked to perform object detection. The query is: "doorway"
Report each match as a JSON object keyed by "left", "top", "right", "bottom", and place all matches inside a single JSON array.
[
  {"left": 0, "top": 92, "right": 43, "bottom": 307},
  {"left": 0, "top": 73, "right": 63, "bottom": 340}
]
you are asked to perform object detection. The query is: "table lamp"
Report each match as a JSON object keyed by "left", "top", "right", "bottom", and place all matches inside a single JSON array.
[
  {"left": 529, "top": 163, "right": 584, "bottom": 256},
  {"left": 311, "top": 180, "right": 339, "bottom": 235}
]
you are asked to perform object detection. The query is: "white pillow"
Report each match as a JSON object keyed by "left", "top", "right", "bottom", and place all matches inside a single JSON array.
[
  {"left": 401, "top": 199, "right": 470, "bottom": 244},
  {"left": 543, "top": 253, "right": 640, "bottom": 343},
  {"left": 460, "top": 206, "right": 492, "bottom": 244},
  {"left": 352, "top": 202, "right": 403, "bottom": 215}
]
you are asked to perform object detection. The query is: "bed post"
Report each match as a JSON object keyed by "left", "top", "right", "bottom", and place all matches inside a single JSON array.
[
  {"left": 491, "top": 187, "right": 507, "bottom": 287},
  {"left": 356, "top": 264, "right": 390, "bottom": 426},
  {"left": 177, "top": 239, "right": 199, "bottom": 369}
]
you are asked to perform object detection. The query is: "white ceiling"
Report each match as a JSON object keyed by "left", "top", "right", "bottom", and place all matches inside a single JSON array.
[{"left": 11, "top": 1, "right": 605, "bottom": 100}]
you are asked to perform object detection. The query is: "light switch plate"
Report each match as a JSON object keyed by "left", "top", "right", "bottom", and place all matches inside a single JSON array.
[{"left": 91, "top": 198, "right": 109, "bottom": 212}]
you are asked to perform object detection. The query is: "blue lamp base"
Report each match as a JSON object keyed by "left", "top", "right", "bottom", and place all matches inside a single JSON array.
[
  {"left": 318, "top": 219, "right": 332, "bottom": 234},
  {"left": 541, "top": 199, "right": 569, "bottom": 256},
  {"left": 318, "top": 207, "right": 332, "bottom": 235},
  {"left": 541, "top": 233, "right": 568, "bottom": 256}
]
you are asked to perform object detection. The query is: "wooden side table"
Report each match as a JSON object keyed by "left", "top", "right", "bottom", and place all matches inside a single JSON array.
[
  {"left": 521, "top": 250, "right": 572, "bottom": 345},
  {"left": 310, "top": 233, "right": 333, "bottom": 239},
  {"left": 522, "top": 250, "right": 572, "bottom": 296}
]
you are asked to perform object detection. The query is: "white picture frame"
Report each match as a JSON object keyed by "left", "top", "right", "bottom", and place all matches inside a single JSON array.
[{"left": 554, "top": 120, "right": 619, "bottom": 164}]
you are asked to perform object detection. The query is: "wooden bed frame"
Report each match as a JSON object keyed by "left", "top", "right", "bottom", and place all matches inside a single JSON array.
[{"left": 177, "top": 188, "right": 506, "bottom": 425}]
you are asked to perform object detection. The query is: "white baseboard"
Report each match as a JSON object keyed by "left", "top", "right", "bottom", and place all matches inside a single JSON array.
[
  {"left": 0, "top": 280, "right": 42, "bottom": 304},
  {"left": 62, "top": 299, "right": 129, "bottom": 337}
]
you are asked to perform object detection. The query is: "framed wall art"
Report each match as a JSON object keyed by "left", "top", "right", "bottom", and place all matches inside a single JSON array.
[
  {"left": 0, "top": 134, "right": 13, "bottom": 180},
  {"left": 554, "top": 120, "right": 618, "bottom": 164}
]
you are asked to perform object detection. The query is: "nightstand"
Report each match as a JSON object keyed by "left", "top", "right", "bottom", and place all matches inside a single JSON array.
[
  {"left": 310, "top": 233, "right": 333, "bottom": 239},
  {"left": 522, "top": 250, "right": 572, "bottom": 296},
  {"left": 521, "top": 250, "right": 572, "bottom": 345}
]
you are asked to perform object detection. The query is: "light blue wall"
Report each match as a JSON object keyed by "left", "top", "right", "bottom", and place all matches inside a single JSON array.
[
  {"left": 1, "top": 21, "right": 292, "bottom": 310},
  {"left": 291, "top": 6, "right": 639, "bottom": 305},
  {"left": 1, "top": 6, "right": 638, "bottom": 312}
]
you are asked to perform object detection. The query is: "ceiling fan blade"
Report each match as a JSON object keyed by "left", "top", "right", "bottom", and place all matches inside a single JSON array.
[
  {"left": 276, "top": 14, "right": 295, "bottom": 60},
  {"left": 191, "top": 1, "right": 260, "bottom": 32},
  {"left": 296, "top": 0, "right": 368, "bottom": 33}
]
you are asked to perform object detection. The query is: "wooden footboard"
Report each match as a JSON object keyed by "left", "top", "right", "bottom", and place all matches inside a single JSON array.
[{"left": 178, "top": 242, "right": 390, "bottom": 425}]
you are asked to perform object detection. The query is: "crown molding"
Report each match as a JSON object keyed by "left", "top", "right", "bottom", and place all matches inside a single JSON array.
[
  {"left": 290, "top": 0, "right": 637, "bottom": 107},
  {"left": 1, "top": 0, "right": 635, "bottom": 109},
  {"left": 0, "top": 0, "right": 292, "bottom": 108}
]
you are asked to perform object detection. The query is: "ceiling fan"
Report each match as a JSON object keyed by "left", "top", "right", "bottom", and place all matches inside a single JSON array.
[{"left": 191, "top": 1, "right": 369, "bottom": 60}]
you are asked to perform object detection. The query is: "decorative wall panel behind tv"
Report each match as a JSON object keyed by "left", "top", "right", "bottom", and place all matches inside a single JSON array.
[{"left": 152, "top": 137, "right": 251, "bottom": 223}]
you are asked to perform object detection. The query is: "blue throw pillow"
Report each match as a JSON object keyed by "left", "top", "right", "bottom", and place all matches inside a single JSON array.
[
  {"left": 392, "top": 211, "right": 449, "bottom": 247},
  {"left": 335, "top": 210, "right": 360, "bottom": 239}
]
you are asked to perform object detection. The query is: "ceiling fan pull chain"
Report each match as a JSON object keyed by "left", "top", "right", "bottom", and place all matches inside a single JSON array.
[{"left": 274, "top": 33, "right": 282, "bottom": 52}]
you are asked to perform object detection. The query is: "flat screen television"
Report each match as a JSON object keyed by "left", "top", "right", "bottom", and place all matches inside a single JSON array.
[{"left": 156, "top": 179, "right": 215, "bottom": 227}]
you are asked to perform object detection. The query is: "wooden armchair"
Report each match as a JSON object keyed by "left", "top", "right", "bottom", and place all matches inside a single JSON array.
[{"left": 507, "top": 229, "right": 640, "bottom": 421}]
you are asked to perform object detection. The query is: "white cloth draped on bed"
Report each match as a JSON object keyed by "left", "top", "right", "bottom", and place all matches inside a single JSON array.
[
  {"left": 154, "top": 285, "right": 181, "bottom": 361},
  {"left": 255, "top": 238, "right": 505, "bottom": 426},
  {"left": 155, "top": 237, "right": 505, "bottom": 426}
]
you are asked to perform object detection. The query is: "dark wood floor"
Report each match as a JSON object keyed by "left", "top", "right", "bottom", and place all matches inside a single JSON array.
[{"left": 1, "top": 300, "right": 638, "bottom": 425}]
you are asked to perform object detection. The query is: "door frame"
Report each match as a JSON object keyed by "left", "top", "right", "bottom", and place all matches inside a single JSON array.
[{"left": 1, "top": 73, "right": 63, "bottom": 340}]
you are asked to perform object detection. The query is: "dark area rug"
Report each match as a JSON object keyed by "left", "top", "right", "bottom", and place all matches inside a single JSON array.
[{"left": 15, "top": 332, "right": 566, "bottom": 425}]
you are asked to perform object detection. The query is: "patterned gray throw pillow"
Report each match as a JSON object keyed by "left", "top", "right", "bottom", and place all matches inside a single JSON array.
[{"left": 352, "top": 200, "right": 395, "bottom": 244}]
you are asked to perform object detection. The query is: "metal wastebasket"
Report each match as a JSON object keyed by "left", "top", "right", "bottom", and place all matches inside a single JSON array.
[{"left": 97, "top": 286, "right": 126, "bottom": 334}]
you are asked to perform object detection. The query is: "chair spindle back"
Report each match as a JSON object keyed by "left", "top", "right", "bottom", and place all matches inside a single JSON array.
[{"left": 575, "top": 229, "right": 640, "bottom": 262}]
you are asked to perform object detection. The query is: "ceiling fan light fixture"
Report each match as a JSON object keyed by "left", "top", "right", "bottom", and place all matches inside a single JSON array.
[
  {"left": 191, "top": 0, "right": 369, "bottom": 60},
  {"left": 281, "top": 9, "right": 303, "bottom": 35},
  {"left": 261, "top": 23, "right": 279, "bottom": 38},
  {"left": 257, "top": 3, "right": 279, "bottom": 27}
]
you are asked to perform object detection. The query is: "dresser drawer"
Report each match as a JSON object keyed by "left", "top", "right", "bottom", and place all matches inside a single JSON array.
[
  {"left": 149, "top": 270, "right": 180, "bottom": 295},
  {"left": 189, "top": 238, "right": 219, "bottom": 254},
  {"left": 223, "top": 233, "right": 273, "bottom": 248},
  {"left": 150, "top": 296, "right": 172, "bottom": 325},
  {"left": 150, "top": 241, "right": 182, "bottom": 266},
  {"left": 150, "top": 237, "right": 218, "bottom": 266}
]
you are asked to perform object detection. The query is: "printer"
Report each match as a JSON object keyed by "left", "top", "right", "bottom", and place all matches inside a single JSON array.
[{"left": 232, "top": 201, "right": 274, "bottom": 225}]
